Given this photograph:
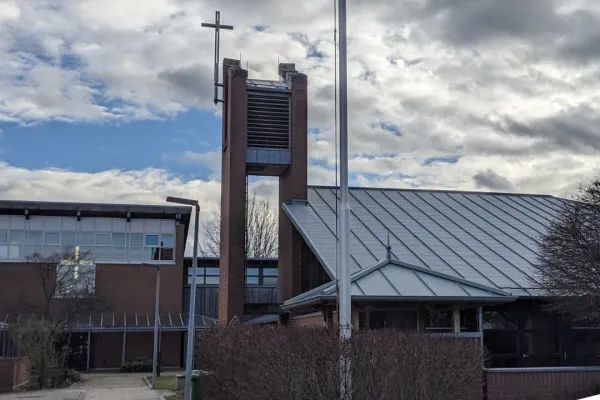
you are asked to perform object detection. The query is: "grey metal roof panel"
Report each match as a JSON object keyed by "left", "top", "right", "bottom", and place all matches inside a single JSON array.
[
  {"left": 283, "top": 258, "right": 512, "bottom": 308},
  {"left": 283, "top": 187, "right": 563, "bottom": 297}
]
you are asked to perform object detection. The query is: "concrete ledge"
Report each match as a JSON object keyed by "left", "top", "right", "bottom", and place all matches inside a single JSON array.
[{"left": 488, "top": 366, "right": 600, "bottom": 373}]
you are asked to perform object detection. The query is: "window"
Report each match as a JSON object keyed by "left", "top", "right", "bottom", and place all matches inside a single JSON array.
[
  {"left": 263, "top": 268, "right": 278, "bottom": 285},
  {"left": 0, "top": 216, "right": 175, "bottom": 263},
  {"left": 95, "top": 233, "right": 110, "bottom": 246},
  {"left": 55, "top": 261, "right": 96, "bottom": 298},
  {"left": 246, "top": 268, "right": 260, "bottom": 285},
  {"left": 145, "top": 234, "right": 159, "bottom": 246},
  {"left": 44, "top": 232, "right": 60, "bottom": 244},
  {"left": 245, "top": 265, "right": 278, "bottom": 285},
  {"left": 187, "top": 266, "right": 219, "bottom": 285}
]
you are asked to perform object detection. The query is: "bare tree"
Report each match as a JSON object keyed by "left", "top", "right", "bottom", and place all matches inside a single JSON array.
[
  {"left": 200, "top": 191, "right": 278, "bottom": 258},
  {"left": 21, "top": 248, "right": 98, "bottom": 319},
  {"left": 533, "top": 177, "right": 600, "bottom": 322},
  {"left": 13, "top": 248, "right": 98, "bottom": 388}
]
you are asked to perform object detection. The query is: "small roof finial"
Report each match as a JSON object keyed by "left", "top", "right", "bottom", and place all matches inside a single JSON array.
[{"left": 386, "top": 231, "right": 391, "bottom": 260}]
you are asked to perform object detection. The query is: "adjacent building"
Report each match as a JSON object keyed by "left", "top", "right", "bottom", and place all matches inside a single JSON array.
[{"left": 0, "top": 200, "right": 212, "bottom": 370}]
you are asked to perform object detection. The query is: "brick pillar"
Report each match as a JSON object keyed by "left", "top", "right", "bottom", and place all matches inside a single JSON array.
[
  {"left": 218, "top": 59, "right": 248, "bottom": 326},
  {"left": 278, "top": 68, "right": 308, "bottom": 303}
]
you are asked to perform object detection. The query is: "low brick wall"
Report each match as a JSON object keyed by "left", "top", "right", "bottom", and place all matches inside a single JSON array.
[
  {"left": 486, "top": 368, "right": 600, "bottom": 400},
  {"left": 0, "top": 357, "right": 29, "bottom": 393},
  {"left": 290, "top": 312, "right": 326, "bottom": 327}
]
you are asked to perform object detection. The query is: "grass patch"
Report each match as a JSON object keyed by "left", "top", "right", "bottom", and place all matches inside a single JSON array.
[{"left": 146, "top": 375, "right": 176, "bottom": 391}]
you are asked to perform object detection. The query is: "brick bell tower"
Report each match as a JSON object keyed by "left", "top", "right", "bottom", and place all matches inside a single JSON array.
[{"left": 219, "top": 59, "right": 308, "bottom": 325}]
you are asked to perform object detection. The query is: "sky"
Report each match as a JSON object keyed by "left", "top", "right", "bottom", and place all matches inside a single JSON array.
[{"left": 1, "top": 0, "right": 600, "bottom": 249}]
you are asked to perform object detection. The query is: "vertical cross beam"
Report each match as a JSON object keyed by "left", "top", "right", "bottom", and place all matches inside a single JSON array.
[{"left": 201, "top": 11, "right": 234, "bottom": 104}]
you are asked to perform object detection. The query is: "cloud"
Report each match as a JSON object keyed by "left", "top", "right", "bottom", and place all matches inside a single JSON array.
[
  {"left": 473, "top": 169, "right": 515, "bottom": 192},
  {"left": 0, "top": 161, "right": 283, "bottom": 254},
  {"left": 2, "top": 0, "right": 600, "bottom": 199}
]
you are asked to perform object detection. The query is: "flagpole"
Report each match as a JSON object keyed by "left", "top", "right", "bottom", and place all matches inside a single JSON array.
[{"left": 337, "top": 0, "right": 351, "bottom": 398}]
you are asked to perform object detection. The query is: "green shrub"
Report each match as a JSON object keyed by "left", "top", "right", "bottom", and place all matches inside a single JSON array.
[{"left": 120, "top": 357, "right": 152, "bottom": 373}]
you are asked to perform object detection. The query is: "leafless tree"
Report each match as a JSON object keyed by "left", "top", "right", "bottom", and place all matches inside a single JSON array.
[
  {"left": 200, "top": 191, "right": 278, "bottom": 258},
  {"left": 21, "top": 248, "right": 98, "bottom": 320},
  {"left": 533, "top": 177, "right": 600, "bottom": 322},
  {"left": 13, "top": 248, "right": 98, "bottom": 388}
]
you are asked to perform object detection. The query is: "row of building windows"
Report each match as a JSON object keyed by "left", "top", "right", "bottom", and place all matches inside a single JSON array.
[
  {"left": 0, "top": 216, "right": 176, "bottom": 262},
  {"left": 186, "top": 266, "right": 278, "bottom": 286}
]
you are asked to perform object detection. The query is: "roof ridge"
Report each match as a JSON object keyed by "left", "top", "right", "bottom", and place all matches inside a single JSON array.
[{"left": 307, "top": 185, "right": 559, "bottom": 199}]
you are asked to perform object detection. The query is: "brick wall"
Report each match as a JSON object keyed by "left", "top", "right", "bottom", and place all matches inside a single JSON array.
[
  {"left": 278, "top": 68, "right": 308, "bottom": 303},
  {"left": 486, "top": 369, "right": 600, "bottom": 400},
  {"left": 290, "top": 312, "right": 326, "bottom": 328},
  {"left": 218, "top": 58, "right": 247, "bottom": 326},
  {"left": 0, "top": 357, "right": 29, "bottom": 393}
]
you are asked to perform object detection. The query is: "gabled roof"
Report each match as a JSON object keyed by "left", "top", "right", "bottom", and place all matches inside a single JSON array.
[
  {"left": 283, "top": 186, "right": 566, "bottom": 298},
  {"left": 282, "top": 258, "right": 515, "bottom": 309}
]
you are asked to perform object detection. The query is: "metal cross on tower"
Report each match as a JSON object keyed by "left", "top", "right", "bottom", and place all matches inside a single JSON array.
[{"left": 201, "top": 11, "right": 234, "bottom": 105}]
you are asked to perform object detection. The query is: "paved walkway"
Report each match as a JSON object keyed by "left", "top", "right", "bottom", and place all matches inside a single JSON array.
[{"left": 0, "top": 373, "right": 162, "bottom": 400}]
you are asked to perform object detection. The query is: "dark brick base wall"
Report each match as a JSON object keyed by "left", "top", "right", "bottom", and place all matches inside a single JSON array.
[
  {"left": 0, "top": 357, "right": 29, "bottom": 393},
  {"left": 91, "top": 331, "right": 182, "bottom": 369},
  {"left": 486, "top": 369, "right": 600, "bottom": 400}
]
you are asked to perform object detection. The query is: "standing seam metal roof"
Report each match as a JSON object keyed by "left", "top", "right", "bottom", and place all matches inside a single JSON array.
[
  {"left": 282, "top": 258, "right": 514, "bottom": 308},
  {"left": 282, "top": 186, "right": 566, "bottom": 298}
]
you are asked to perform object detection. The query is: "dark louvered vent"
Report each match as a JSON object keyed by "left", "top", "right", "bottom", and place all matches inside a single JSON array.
[{"left": 247, "top": 90, "right": 290, "bottom": 149}]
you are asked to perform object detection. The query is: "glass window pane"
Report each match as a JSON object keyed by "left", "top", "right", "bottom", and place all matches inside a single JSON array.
[
  {"left": 28, "top": 231, "right": 43, "bottom": 245},
  {"left": 111, "top": 246, "right": 126, "bottom": 260},
  {"left": 206, "top": 267, "right": 219, "bottom": 276},
  {"left": 129, "top": 247, "right": 144, "bottom": 261},
  {"left": 79, "top": 246, "right": 94, "bottom": 259},
  {"left": 96, "top": 233, "right": 110, "bottom": 246},
  {"left": 150, "top": 247, "right": 161, "bottom": 261},
  {"left": 205, "top": 276, "right": 219, "bottom": 285},
  {"left": 26, "top": 245, "right": 43, "bottom": 257},
  {"left": 62, "top": 231, "right": 77, "bottom": 246},
  {"left": 160, "top": 234, "right": 174, "bottom": 248},
  {"left": 145, "top": 234, "right": 159, "bottom": 246},
  {"left": 43, "top": 245, "right": 61, "bottom": 257},
  {"left": 246, "top": 276, "right": 259, "bottom": 285},
  {"left": 143, "top": 247, "right": 153, "bottom": 260},
  {"left": 10, "top": 230, "right": 25, "bottom": 244},
  {"left": 45, "top": 232, "right": 60, "bottom": 244},
  {"left": 9, "top": 245, "right": 24, "bottom": 259},
  {"left": 246, "top": 268, "right": 259, "bottom": 276},
  {"left": 0, "top": 230, "right": 7, "bottom": 244},
  {"left": 112, "top": 233, "right": 126, "bottom": 246},
  {"left": 94, "top": 246, "right": 111, "bottom": 260},
  {"left": 129, "top": 233, "right": 143, "bottom": 247},
  {"left": 80, "top": 232, "right": 95, "bottom": 246},
  {"left": 0, "top": 244, "right": 8, "bottom": 259},
  {"left": 160, "top": 248, "right": 174, "bottom": 261},
  {"left": 263, "top": 277, "right": 278, "bottom": 285},
  {"left": 263, "top": 268, "right": 278, "bottom": 276},
  {"left": 188, "top": 276, "right": 205, "bottom": 285},
  {"left": 188, "top": 267, "right": 205, "bottom": 277}
]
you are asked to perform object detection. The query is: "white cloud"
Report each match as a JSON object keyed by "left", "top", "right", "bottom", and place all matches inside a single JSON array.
[{"left": 2, "top": 0, "right": 600, "bottom": 197}]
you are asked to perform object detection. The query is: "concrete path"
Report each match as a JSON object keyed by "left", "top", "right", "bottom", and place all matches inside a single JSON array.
[{"left": 0, "top": 373, "right": 161, "bottom": 400}]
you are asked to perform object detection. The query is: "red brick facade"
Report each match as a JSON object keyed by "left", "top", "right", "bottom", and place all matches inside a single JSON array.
[
  {"left": 0, "top": 357, "right": 29, "bottom": 393},
  {"left": 219, "top": 60, "right": 308, "bottom": 322},
  {"left": 218, "top": 58, "right": 248, "bottom": 326},
  {"left": 486, "top": 369, "right": 600, "bottom": 400},
  {"left": 278, "top": 68, "right": 308, "bottom": 303},
  {"left": 290, "top": 312, "right": 326, "bottom": 328},
  {"left": 0, "top": 218, "right": 187, "bottom": 371}
]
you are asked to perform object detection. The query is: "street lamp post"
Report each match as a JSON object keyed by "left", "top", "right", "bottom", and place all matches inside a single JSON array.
[
  {"left": 141, "top": 263, "right": 162, "bottom": 390},
  {"left": 166, "top": 196, "right": 200, "bottom": 400}
]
